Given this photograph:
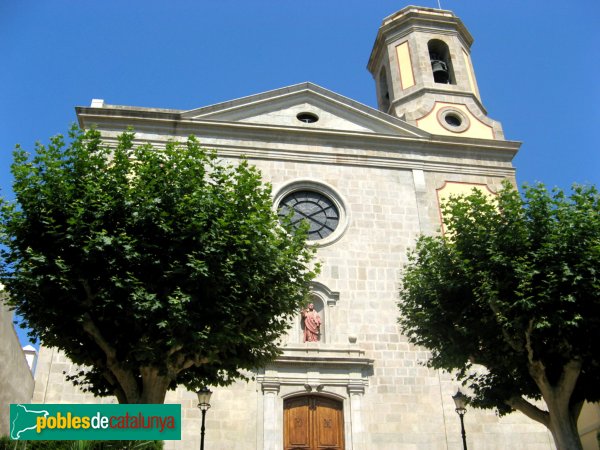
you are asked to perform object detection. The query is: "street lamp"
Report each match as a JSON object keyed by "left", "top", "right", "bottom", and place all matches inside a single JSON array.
[
  {"left": 452, "top": 389, "right": 468, "bottom": 450},
  {"left": 196, "top": 387, "right": 213, "bottom": 450}
]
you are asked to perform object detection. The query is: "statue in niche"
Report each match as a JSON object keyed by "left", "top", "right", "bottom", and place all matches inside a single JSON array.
[{"left": 301, "top": 303, "right": 321, "bottom": 342}]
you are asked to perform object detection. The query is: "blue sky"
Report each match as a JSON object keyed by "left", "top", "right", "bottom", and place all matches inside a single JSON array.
[{"left": 1, "top": 1, "right": 599, "bottom": 347}]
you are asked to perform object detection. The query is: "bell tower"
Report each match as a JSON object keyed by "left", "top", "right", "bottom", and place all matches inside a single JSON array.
[{"left": 368, "top": 6, "right": 505, "bottom": 140}]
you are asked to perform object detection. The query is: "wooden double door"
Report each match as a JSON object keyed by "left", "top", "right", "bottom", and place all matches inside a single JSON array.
[{"left": 284, "top": 396, "right": 344, "bottom": 450}]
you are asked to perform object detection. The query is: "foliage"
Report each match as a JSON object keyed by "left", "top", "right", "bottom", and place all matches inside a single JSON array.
[
  {"left": 0, "top": 126, "right": 317, "bottom": 403},
  {"left": 0, "top": 437, "right": 163, "bottom": 450},
  {"left": 398, "top": 181, "right": 599, "bottom": 448}
]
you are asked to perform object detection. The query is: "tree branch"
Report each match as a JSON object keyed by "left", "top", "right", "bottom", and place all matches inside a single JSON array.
[
  {"left": 167, "top": 344, "right": 184, "bottom": 357},
  {"left": 101, "top": 369, "right": 127, "bottom": 404},
  {"left": 524, "top": 319, "right": 536, "bottom": 366},
  {"left": 81, "top": 313, "right": 140, "bottom": 403},
  {"left": 487, "top": 300, "right": 523, "bottom": 352},
  {"left": 79, "top": 285, "right": 138, "bottom": 403},
  {"left": 79, "top": 279, "right": 97, "bottom": 304},
  {"left": 523, "top": 319, "right": 553, "bottom": 399},
  {"left": 570, "top": 399, "right": 584, "bottom": 424},
  {"left": 506, "top": 396, "right": 550, "bottom": 428},
  {"left": 180, "top": 354, "right": 210, "bottom": 371},
  {"left": 166, "top": 348, "right": 210, "bottom": 377},
  {"left": 556, "top": 359, "right": 582, "bottom": 403}
]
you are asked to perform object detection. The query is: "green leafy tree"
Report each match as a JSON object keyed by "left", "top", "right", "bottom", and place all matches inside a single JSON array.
[
  {"left": 398, "top": 182, "right": 600, "bottom": 450},
  {"left": 0, "top": 127, "right": 317, "bottom": 404}
]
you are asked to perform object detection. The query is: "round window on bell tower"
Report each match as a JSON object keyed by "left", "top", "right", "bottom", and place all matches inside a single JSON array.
[
  {"left": 437, "top": 107, "right": 470, "bottom": 133},
  {"left": 444, "top": 114, "right": 462, "bottom": 127}
]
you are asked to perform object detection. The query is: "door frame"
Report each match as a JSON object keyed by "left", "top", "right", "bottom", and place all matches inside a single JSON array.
[
  {"left": 259, "top": 385, "right": 356, "bottom": 450},
  {"left": 257, "top": 346, "right": 373, "bottom": 450}
]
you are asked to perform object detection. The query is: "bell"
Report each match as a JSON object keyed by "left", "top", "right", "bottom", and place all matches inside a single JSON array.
[{"left": 431, "top": 59, "right": 449, "bottom": 83}]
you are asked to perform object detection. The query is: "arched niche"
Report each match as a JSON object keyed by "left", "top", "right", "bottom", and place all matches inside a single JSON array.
[
  {"left": 300, "top": 295, "right": 325, "bottom": 343},
  {"left": 286, "top": 282, "right": 340, "bottom": 345}
]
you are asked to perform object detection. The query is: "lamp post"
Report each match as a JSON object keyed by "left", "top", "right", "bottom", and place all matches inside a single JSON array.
[
  {"left": 196, "top": 387, "right": 212, "bottom": 450},
  {"left": 452, "top": 389, "right": 468, "bottom": 450}
]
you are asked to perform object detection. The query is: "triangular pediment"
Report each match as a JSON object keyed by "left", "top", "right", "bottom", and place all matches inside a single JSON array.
[{"left": 182, "top": 82, "right": 427, "bottom": 138}]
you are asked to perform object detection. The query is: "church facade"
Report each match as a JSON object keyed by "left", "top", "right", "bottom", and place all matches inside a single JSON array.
[{"left": 33, "top": 6, "right": 561, "bottom": 449}]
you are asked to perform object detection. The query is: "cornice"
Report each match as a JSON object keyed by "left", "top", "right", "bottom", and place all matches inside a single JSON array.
[
  {"left": 76, "top": 107, "right": 519, "bottom": 178},
  {"left": 267, "top": 345, "right": 374, "bottom": 368},
  {"left": 256, "top": 346, "right": 373, "bottom": 394},
  {"left": 80, "top": 83, "right": 427, "bottom": 139},
  {"left": 184, "top": 86, "right": 424, "bottom": 137},
  {"left": 392, "top": 87, "right": 489, "bottom": 117},
  {"left": 77, "top": 106, "right": 517, "bottom": 151}
]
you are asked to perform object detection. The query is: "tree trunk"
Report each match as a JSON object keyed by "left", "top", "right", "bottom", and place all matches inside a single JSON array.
[
  {"left": 547, "top": 402, "right": 583, "bottom": 450},
  {"left": 527, "top": 357, "right": 584, "bottom": 450},
  {"left": 113, "top": 368, "right": 171, "bottom": 404},
  {"left": 119, "top": 382, "right": 169, "bottom": 404},
  {"left": 137, "top": 387, "right": 169, "bottom": 404},
  {"left": 138, "top": 367, "right": 171, "bottom": 404}
]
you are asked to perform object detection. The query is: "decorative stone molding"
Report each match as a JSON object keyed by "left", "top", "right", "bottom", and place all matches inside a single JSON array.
[
  {"left": 303, "top": 384, "right": 325, "bottom": 392},
  {"left": 437, "top": 106, "right": 470, "bottom": 133},
  {"left": 347, "top": 383, "right": 366, "bottom": 395},
  {"left": 257, "top": 346, "right": 373, "bottom": 392},
  {"left": 261, "top": 379, "right": 281, "bottom": 394},
  {"left": 257, "top": 346, "right": 372, "bottom": 450},
  {"left": 311, "top": 281, "right": 340, "bottom": 307}
]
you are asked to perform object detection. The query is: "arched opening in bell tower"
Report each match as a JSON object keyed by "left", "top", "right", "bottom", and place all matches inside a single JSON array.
[
  {"left": 378, "top": 67, "right": 391, "bottom": 112},
  {"left": 428, "top": 39, "right": 455, "bottom": 85}
]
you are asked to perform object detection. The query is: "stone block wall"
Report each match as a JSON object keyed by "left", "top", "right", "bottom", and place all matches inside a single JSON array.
[{"left": 0, "top": 297, "right": 35, "bottom": 436}]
